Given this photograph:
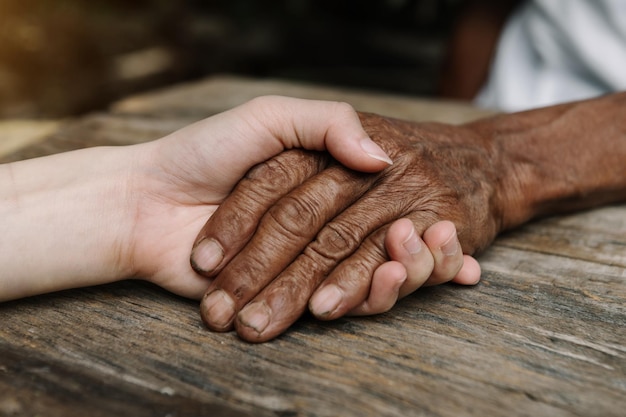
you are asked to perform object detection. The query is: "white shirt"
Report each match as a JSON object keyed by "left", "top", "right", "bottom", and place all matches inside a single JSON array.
[{"left": 475, "top": 0, "right": 626, "bottom": 111}]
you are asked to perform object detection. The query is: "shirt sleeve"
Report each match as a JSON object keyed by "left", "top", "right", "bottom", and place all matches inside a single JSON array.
[{"left": 475, "top": 0, "right": 626, "bottom": 112}]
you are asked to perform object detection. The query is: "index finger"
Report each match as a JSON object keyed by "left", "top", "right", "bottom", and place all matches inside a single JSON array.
[{"left": 190, "top": 149, "right": 328, "bottom": 275}]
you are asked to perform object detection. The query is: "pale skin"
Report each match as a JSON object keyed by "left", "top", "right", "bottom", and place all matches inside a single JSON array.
[
  {"left": 195, "top": 92, "right": 626, "bottom": 342},
  {"left": 0, "top": 96, "right": 474, "bottom": 310}
]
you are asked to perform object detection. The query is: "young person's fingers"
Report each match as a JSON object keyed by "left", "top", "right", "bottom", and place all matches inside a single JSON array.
[{"left": 421, "top": 221, "right": 464, "bottom": 287}]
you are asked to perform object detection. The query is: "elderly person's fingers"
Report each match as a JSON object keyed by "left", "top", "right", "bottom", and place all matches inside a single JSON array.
[
  {"left": 232, "top": 216, "right": 478, "bottom": 341},
  {"left": 190, "top": 150, "right": 329, "bottom": 275},
  {"left": 227, "top": 207, "right": 414, "bottom": 341},
  {"left": 199, "top": 163, "right": 378, "bottom": 332},
  {"left": 232, "top": 223, "right": 388, "bottom": 342}
]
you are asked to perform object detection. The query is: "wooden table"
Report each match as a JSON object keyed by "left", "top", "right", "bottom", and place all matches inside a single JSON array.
[{"left": 1, "top": 75, "right": 625, "bottom": 417}]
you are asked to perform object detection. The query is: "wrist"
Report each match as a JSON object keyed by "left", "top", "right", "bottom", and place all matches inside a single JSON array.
[
  {"left": 0, "top": 146, "right": 137, "bottom": 301},
  {"left": 467, "top": 93, "right": 626, "bottom": 231}
]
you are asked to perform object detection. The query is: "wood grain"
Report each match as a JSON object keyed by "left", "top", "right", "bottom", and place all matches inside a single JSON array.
[
  {"left": 1, "top": 76, "right": 624, "bottom": 417},
  {"left": 0, "top": 120, "right": 60, "bottom": 159}
]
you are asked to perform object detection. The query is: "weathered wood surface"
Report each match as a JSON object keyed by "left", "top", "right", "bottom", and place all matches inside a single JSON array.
[
  {"left": 0, "top": 120, "right": 60, "bottom": 159},
  {"left": 1, "top": 75, "right": 625, "bottom": 417}
]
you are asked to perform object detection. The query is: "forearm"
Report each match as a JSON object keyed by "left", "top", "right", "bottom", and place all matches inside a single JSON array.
[
  {"left": 468, "top": 92, "right": 626, "bottom": 230},
  {"left": 0, "top": 147, "right": 136, "bottom": 301}
]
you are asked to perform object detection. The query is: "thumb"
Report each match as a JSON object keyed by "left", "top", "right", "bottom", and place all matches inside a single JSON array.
[
  {"left": 160, "top": 96, "right": 392, "bottom": 195},
  {"left": 231, "top": 96, "right": 393, "bottom": 172}
]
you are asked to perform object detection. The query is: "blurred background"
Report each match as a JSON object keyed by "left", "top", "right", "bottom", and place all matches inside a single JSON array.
[{"left": 0, "top": 0, "right": 466, "bottom": 119}]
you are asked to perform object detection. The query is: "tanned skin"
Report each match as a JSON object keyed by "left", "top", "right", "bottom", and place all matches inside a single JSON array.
[{"left": 196, "top": 92, "right": 626, "bottom": 342}]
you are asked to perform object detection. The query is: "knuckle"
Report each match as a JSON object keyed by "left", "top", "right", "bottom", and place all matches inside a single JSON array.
[
  {"left": 266, "top": 194, "right": 322, "bottom": 238},
  {"left": 348, "top": 257, "right": 375, "bottom": 281},
  {"left": 246, "top": 150, "right": 324, "bottom": 185},
  {"left": 335, "top": 257, "right": 377, "bottom": 291},
  {"left": 260, "top": 165, "right": 369, "bottom": 244},
  {"left": 307, "top": 221, "right": 362, "bottom": 263},
  {"left": 245, "top": 152, "right": 297, "bottom": 181},
  {"left": 306, "top": 226, "right": 386, "bottom": 276}
]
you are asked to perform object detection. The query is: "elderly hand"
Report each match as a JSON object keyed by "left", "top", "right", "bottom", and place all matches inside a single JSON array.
[
  {"left": 194, "top": 113, "right": 498, "bottom": 342},
  {"left": 195, "top": 92, "right": 626, "bottom": 342}
]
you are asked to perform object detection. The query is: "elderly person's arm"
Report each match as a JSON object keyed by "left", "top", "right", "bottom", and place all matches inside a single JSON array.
[{"left": 195, "top": 92, "right": 626, "bottom": 342}]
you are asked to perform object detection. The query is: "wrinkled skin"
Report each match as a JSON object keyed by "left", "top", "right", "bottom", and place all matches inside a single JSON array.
[
  {"left": 195, "top": 113, "right": 506, "bottom": 341},
  {"left": 192, "top": 92, "right": 626, "bottom": 343}
]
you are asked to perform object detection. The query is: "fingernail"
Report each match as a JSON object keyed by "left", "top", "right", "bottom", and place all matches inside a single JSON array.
[
  {"left": 191, "top": 238, "right": 224, "bottom": 273},
  {"left": 201, "top": 290, "right": 235, "bottom": 330},
  {"left": 402, "top": 227, "right": 422, "bottom": 255},
  {"left": 441, "top": 233, "right": 460, "bottom": 257},
  {"left": 360, "top": 138, "right": 393, "bottom": 165},
  {"left": 310, "top": 285, "right": 343, "bottom": 317},
  {"left": 238, "top": 301, "right": 271, "bottom": 334}
]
